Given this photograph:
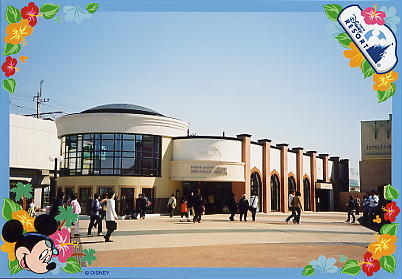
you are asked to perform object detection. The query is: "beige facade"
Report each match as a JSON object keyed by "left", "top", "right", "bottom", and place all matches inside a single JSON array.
[{"left": 359, "top": 114, "right": 392, "bottom": 193}]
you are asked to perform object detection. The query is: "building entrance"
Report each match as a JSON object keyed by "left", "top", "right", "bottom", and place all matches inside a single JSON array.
[
  {"left": 182, "top": 181, "right": 232, "bottom": 213},
  {"left": 79, "top": 187, "right": 92, "bottom": 215},
  {"left": 120, "top": 188, "right": 135, "bottom": 216}
]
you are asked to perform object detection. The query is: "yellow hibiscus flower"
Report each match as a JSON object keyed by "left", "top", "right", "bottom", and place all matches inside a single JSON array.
[
  {"left": 367, "top": 233, "right": 397, "bottom": 259},
  {"left": 372, "top": 70, "right": 398, "bottom": 91},
  {"left": 1, "top": 238, "right": 16, "bottom": 261},
  {"left": 4, "top": 19, "right": 33, "bottom": 45},
  {"left": 344, "top": 42, "right": 365, "bottom": 68},
  {"left": 12, "top": 210, "right": 35, "bottom": 232}
]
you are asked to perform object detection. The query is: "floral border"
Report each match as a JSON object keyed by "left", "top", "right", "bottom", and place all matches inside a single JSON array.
[
  {"left": 323, "top": 4, "right": 399, "bottom": 103},
  {"left": 302, "top": 184, "right": 400, "bottom": 277},
  {"left": 2, "top": 2, "right": 99, "bottom": 94}
]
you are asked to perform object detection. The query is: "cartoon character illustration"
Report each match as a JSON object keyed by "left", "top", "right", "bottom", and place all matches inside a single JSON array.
[{"left": 2, "top": 214, "right": 59, "bottom": 274}]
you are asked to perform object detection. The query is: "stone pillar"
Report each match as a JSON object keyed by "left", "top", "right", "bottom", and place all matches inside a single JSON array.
[
  {"left": 277, "top": 143, "right": 289, "bottom": 213},
  {"left": 330, "top": 156, "right": 340, "bottom": 210},
  {"left": 319, "top": 154, "right": 329, "bottom": 182},
  {"left": 234, "top": 134, "right": 251, "bottom": 199},
  {"left": 340, "top": 159, "right": 350, "bottom": 192},
  {"left": 307, "top": 151, "right": 317, "bottom": 212},
  {"left": 293, "top": 147, "right": 304, "bottom": 207},
  {"left": 259, "top": 139, "right": 271, "bottom": 213}
]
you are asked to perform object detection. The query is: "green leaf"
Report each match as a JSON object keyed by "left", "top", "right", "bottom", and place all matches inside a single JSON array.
[
  {"left": 380, "top": 255, "right": 396, "bottom": 274},
  {"left": 5, "top": 5, "right": 22, "bottom": 24},
  {"left": 55, "top": 206, "right": 79, "bottom": 228},
  {"left": 8, "top": 259, "right": 22, "bottom": 275},
  {"left": 2, "top": 78, "right": 16, "bottom": 94},
  {"left": 380, "top": 223, "right": 399, "bottom": 236},
  {"left": 302, "top": 264, "right": 315, "bottom": 276},
  {"left": 3, "top": 44, "right": 21, "bottom": 56},
  {"left": 40, "top": 4, "right": 60, "bottom": 19},
  {"left": 341, "top": 259, "right": 361, "bottom": 275},
  {"left": 384, "top": 183, "right": 399, "bottom": 200},
  {"left": 82, "top": 248, "right": 97, "bottom": 265},
  {"left": 2, "top": 198, "right": 22, "bottom": 221},
  {"left": 335, "top": 33, "right": 352, "bottom": 48},
  {"left": 61, "top": 257, "right": 82, "bottom": 273},
  {"left": 86, "top": 3, "right": 99, "bottom": 14},
  {"left": 323, "top": 4, "right": 343, "bottom": 21},
  {"left": 361, "top": 59, "right": 375, "bottom": 79}
]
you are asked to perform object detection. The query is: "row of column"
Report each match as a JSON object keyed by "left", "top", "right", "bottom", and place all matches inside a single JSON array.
[{"left": 237, "top": 134, "right": 335, "bottom": 213}]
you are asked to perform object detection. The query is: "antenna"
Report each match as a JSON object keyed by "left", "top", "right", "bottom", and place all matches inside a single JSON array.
[{"left": 33, "top": 80, "right": 49, "bottom": 119}]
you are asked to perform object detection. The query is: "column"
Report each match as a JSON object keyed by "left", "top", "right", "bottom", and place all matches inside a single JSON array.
[
  {"left": 277, "top": 143, "right": 289, "bottom": 213},
  {"left": 330, "top": 156, "right": 340, "bottom": 210},
  {"left": 319, "top": 154, "right": 329, "bottom": 182},
  {"left": 307, "top": 151, "right": 317, "bottom": 212},
  {"left": 232, "top": 134, "right": 251, "bottom": 200},
  {"left": 258, "top": 139, "right": 271, "bottom": 213},
  {"left": 292, "top": 147, "right": 304, "bottom": 208}
]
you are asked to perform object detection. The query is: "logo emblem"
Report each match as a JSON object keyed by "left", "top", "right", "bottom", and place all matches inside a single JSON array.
[{"left": 338, "top": 5, "right": 398, "bottom": 74}]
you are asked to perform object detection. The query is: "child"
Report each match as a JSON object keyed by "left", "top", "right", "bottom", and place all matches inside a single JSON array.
[{"left": 180, "top": 199, "right": 189, "bottom": 222}]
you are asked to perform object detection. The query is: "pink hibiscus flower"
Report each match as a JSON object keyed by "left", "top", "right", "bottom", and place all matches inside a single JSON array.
[
  {"left": 361, "top": 7, "right": 386, "bottom": 25},
  {"left": 49, "top": 228, "right": 74, "bottom": 263}
]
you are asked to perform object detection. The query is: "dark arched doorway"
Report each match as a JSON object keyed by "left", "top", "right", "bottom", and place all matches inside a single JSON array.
[
  {"left": 250, "top": 172, "right": 262, "bottom": 211},
  {"left": 303, "top": 177, "right": 311, "bottom": 211},
  {"left": 271, "top": 174, "right": 280, "bottom": 212},
  {"left": 288, "top": 176, "right": 296, "bottom": 194}
]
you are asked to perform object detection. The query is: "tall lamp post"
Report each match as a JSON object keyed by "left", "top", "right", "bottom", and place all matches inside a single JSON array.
[{"left": 49, "top": 155, "right": 63, "bottom": 205}]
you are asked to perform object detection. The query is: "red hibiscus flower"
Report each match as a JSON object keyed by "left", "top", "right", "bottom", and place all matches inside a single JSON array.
[
  {"left": 361, "top": 252, "right": 380, "bottom": 276},
  {"left": 21, "top": 2, "right": 40, "bottom": 27},
  {"left": 361, "top": 7, "right": 386, "bottom": 25},
  {"left": 1, "top": 56, "right": 18, "bottom": 77},
  {"left": 383, "top": 201, "right": 400, "bottom": 223}
]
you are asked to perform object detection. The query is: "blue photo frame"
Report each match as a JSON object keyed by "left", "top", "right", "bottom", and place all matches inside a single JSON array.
[{"left": 0, "top": 0, "right": 401, "bottom": 278}]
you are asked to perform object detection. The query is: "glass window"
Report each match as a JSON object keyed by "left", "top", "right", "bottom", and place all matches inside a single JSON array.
[
  {"left": 101, "top": 157, "right": 114, "bottom": 168},
  {"left": 123, "top": 140, "right": 135, "bottom": 151},
  {"left": 101, "top": 139, "right": 114, "bottom": 152},
  {"left": 143, "top": 135, "right": 154, "bottom": 142},
  {"left": 123, "top": 134, "right": 135, "bottom": 140},
  {"left": 135, "top": 135, "right": 142, "bottom": 141},
  {"left": 102, "top": 134, "right": 114, "bottom": 140},
  {"left": 100, "top": 169, "right": 113, "bottom": 175},
  {"left": 122, "top": 158, "right": 135, "bottom": 169}
]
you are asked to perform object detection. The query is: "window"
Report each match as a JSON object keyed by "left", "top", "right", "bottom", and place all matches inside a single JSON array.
[{"left": 60, "top": 133, "right": 161, "bottom": 177}]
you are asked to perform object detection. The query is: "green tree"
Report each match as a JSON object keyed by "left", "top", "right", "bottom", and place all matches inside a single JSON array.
[{"left": 10, "top": 182, "right": 32, "bottom": 210}]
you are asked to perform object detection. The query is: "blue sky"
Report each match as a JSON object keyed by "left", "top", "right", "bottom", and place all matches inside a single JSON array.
[{"left": 8, "top": 1, "right": 394, "bottom": 182}]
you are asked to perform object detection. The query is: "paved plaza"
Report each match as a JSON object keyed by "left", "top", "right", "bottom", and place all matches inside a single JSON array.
[{"left": 76, "top": 212, "right": 373, "bottom": 267}]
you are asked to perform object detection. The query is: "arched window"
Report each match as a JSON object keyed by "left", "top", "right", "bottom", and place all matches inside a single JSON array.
[
  {"left": 303, "top": 177, "right": 311, "bottom": 211},
  {"left": 288, "top": 176, "right": 296, "bottom": 194},
  {"left": 250, "top": 172, "right": 262, "bottom": 211},
  {"left": 270, "top": 174, "right": 280, "bottom": 212}
]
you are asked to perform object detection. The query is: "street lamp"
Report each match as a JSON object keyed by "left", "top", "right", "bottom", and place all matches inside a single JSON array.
[{"left": 49, "top": 155, "right": 63, "bottom": 205}]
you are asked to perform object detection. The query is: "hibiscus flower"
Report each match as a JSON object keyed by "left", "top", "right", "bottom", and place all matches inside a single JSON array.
[
  {"left": 0, "top": 237, "right": 16, "bottom": 261},
  {"left": 49, "top": 228, "right": 74, "bottom": 263},
  {"left": 367, "top": 233, "right": 397, "bottom": 259},
  {"left": 344, "top": 42, "right": 364, "bottom": 68},
  {"left": 361, "top": 7, "right": 386, "bottom": 25},
  {"left": 4, "top": 19, "right": 33, "bottom": 45},
  {"left": 11, "top": 210, "right": 35, "bottom": 232},
  {"left": 1, "top": 56, "right": 19, "bottom": 77},
  {"left": 360, "top": 252, "right": 380, "bottom": 276},
  {"left": 21, "top": 2, "right": 40, "bottom": 27},
  {"left": 383, "top": 201, "right": 400, "bottom": 222},
  {"left": 373, "top": 70, "right": 398, "bottom": 91}
]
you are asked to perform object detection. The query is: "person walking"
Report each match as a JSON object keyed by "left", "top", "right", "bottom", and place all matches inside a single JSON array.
[
  {"left": 238, "top": 194, "right": 249, "bottom": 222},
  {"left": 249, "top": 193, "right": 259, "bottom": 221},
  {"left": 193, "top": 189, "right": 204, "bottom": 223},
  {"left": 187, "top": 192, "right": 195, "bottom": 218},
  {"left": 285, "top": 190, "right": 296, "bottom": 224},
  {"left": 345, "top": 195, "right": 357, "bottom": 223},
  {"left": 355, "top": 196, "right": 361, "bottom": 215},
  {"left": 167, "top": 194, "right": 177, "bottom": 218},
  {"left": 362, "top": 195, "right": 370, "bottom": 223},
  {"left": 292, "top": 191, "right": 303, "bottom": 224},
  {"left": 105, "top": 192, "right": 118, "bottom": 242},
  {"left": 133, "top": 194, "right": 142, "bottom": 219},
  {"left": 368, "top": 191, "right": 379, "bottom": 222},
  {"left": 139, "top": 194, "right": 147, "bottom": 219},
  {"left": 99, "top": 193, "right": 107, "bottom": 221},
  {"left": 180, "top": 198, "right": 189, "bottom": 222},
  {"left": 228, "top": 192, "right": 238, "bottom": 221},
  {"left": 49, "top": 192, "right": 65, "bottom": 218},
  {"left": 87, "top": 193, "right": 103, "bottom": 237},
  {"left": 71, "top": 193, "right": 81, "bottom": 237},
  {"left": 28, "top": 199, "right": 36, "bottom": 217}
]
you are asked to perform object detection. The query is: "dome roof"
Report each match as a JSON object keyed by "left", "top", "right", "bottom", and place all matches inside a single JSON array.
[{"left": 81, "top": 104, "right": 163, "bottom": 116}]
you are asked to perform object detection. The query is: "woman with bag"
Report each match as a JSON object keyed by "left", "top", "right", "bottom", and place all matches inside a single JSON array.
[
  {"left": 167, "top": 194, "right": 177, "bottom": 218},
  {"left": 105, "top": 191, "right": 118, "bottom": 242}
]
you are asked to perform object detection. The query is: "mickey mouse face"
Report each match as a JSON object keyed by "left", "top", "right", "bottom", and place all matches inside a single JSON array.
[{"left": 15, "top": 239, "right": 56, "bottom": 274}]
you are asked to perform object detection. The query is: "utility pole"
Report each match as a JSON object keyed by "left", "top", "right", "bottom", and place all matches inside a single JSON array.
[{"left": 33, "top": 80, "right": 49, "bottom": 119}]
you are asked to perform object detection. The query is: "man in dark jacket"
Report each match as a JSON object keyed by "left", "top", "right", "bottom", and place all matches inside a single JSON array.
[
  {"left": 228, "top": 192, "right": 238, "bottom": 221},
  {"left": 87, "top": 193, "right": 103, "bottom": 236},
  {"left": 49, "top": 192, "right": 65, "bottom": 219},
  {"left": 193, "top": 189, "right": 204, "bottom": 223},
  {"left": 238, "top": 194, "right": 249, "bottom": 221}
]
